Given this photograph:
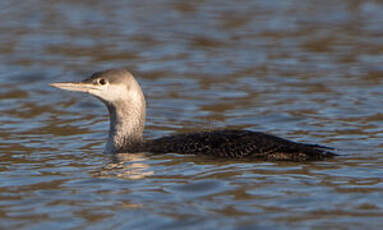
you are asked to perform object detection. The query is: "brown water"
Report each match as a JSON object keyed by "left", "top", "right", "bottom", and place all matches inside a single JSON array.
[{"left": 1, "top": 0, "right": 383, "bottom": 229}]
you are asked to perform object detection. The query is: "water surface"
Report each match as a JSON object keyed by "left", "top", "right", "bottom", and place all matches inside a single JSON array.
[{"left": 1, "top": 0, "right": 383, "bottom": 229}]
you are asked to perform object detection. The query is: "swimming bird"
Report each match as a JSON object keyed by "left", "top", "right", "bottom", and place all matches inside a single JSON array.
[{"left": 50, "top": 68, "right": 336, "bottom": 161}]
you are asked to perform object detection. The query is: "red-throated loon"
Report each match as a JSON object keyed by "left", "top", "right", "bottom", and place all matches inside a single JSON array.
[{"left": 50, "top": 68, "right": 336, "bottom": 161}]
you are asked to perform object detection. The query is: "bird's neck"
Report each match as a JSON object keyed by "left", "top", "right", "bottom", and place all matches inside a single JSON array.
[{"left": 104, "top": 99, "right": 146, "bottom": 153}]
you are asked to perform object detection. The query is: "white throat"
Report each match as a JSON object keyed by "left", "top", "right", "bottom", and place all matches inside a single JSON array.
[{"left": 101, "top": 88, "right": 146, "bottom": 154}]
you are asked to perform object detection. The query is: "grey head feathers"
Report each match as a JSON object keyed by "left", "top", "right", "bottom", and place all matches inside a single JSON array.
[
  {"left": 51, "top": 68, "right": 146, "bottom": 154},
  {"left": 84, "top": 68, "right": 146, "bottom": 153},
  {"left": 83, "top": 68, "right": 136, "bottom": 86}
]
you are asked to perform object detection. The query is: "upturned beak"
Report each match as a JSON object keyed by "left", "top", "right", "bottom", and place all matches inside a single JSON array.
[{"left": 50, "top": 82, "right": 99, "bottom": 93}]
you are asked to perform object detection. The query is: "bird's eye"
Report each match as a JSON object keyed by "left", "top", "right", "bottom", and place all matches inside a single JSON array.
[{"left": 98, "top": 79, "right": 107, "bottom": 85}]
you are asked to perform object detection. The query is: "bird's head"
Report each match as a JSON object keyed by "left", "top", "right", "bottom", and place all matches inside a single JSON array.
[{"left": 50, "top": 68, "right": 145, "bottom": 107}]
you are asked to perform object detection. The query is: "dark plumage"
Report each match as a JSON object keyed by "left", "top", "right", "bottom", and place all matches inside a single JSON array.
[
  {"left": 51, "top": 68, "right": 337, "bottom": 161},
  {"left": 145, "top": 129, "right": 335, "bottom": 161}
]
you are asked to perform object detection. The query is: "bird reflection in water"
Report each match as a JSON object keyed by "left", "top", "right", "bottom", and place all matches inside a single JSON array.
[{"left": 98, "top": 153, "right": 154, "bottom": 179}]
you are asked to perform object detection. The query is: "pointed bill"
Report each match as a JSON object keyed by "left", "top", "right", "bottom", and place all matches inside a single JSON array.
[{"left": 50, "top": 82, "right": 99, "bottom": 93}]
